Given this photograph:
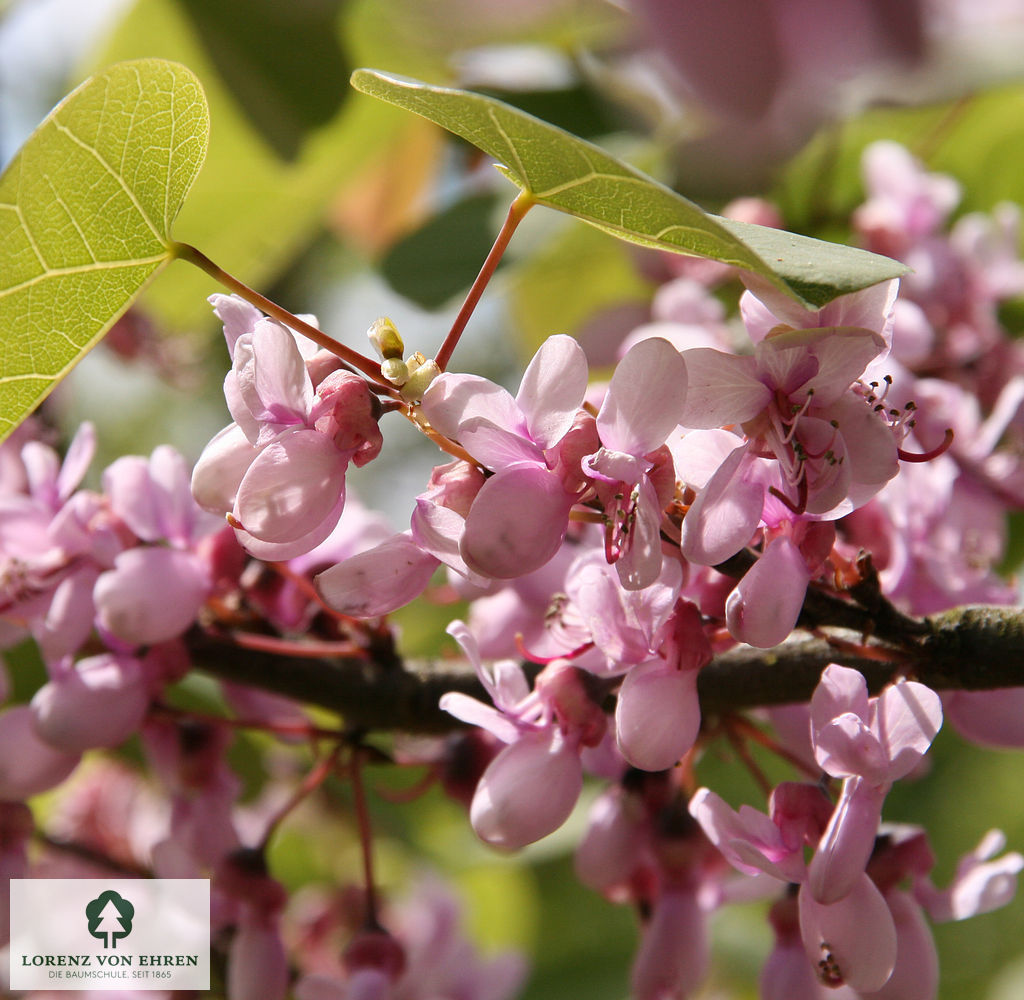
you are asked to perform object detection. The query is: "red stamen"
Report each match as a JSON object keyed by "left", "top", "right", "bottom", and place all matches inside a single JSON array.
[
  {"left": 514, "top": 632, "right": 594, "bottom": 665},
  {"left": 897, "top": 427, "right": 954, "bottom": 463},
  {"left": 769, "top": 475, "right": 808, "bottom": 515}
]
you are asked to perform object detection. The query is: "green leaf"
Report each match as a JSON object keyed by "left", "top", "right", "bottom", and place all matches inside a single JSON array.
[
  {"left": 0, "top": 58, "right": 208, "bottom": 444},
  {"left": 350, "top": 69, "right": 907, "bottom": 310},
  {"left": 91, "top": 0, "right": 435, "bottom": 335}
]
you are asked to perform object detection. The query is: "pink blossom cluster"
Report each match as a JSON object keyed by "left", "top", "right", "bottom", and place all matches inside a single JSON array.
[
  {"left": 3, "top": 139, "right": 1024, "bottom": 1000},
  {"left": 0, "top": 422, "right": 221, "bottom": 782},
  {"left": 297, "top": 142, "right": 1022, "bottom": 996}
]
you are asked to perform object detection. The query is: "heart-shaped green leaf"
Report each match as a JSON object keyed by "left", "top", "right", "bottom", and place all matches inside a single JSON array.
[
  {"left": 350, "top": 69, "right": 907, "bottom": 311},
  {"left": 0, "top": 59, "right": 208, "bottom": 444}
]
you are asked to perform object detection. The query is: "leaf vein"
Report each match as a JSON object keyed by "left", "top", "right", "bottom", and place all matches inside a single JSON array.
[
  {"left": 51, "top": 120, "right": 164, "bottom": 243},
  {"left": 0, "top": 254, "right": 167, "bottom": 300},
  {"left": 486, "top": 108, "right": 528, "bottom": 186}
]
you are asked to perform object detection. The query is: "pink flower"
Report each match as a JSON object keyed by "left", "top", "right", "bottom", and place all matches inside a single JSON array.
[
  {"left": 691, "top": 784, "right": 898, "bottom": 992},
  {"left": 679, "top": 281, "right": 900, "bottom": 567},
  {"left": 192, "top": 295, "right": 381, "bottom": 560},
  {"left": 30, "top": 653, "right": 151, "bottom": 752},
  {"left": 808, "top": 665, "right": 942, "bottom": 903},
  {"left": 582, "top": 337, "right": 687, "bottom": 590},
  {"left": 418, "top": 335, "right": 589, "bottom": 579},
  {"left": 439, "top": 622, "right": 597, "bottom": 848}
]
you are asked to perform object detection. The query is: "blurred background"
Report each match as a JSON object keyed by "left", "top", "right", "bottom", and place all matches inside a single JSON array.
[{"left": 4, "top": 1, "right": 1024, "bottom": 997}]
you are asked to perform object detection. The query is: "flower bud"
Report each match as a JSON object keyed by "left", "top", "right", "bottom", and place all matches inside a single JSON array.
[
  {"left": 367, "top": 317, "right": 404, "bottom": 360},
  {"left": 381, "top": 357, "right": 410, "bottom": 386},
  {"left": 400, "top": 358, "right": 441, "bottom": 403}
]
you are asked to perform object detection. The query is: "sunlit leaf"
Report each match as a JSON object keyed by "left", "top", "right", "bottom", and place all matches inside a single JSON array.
[
  {"left": 350, "top": 69, "right": 907, "bottom": 310},
  {"left": 93, "top": 0, "right": 439, "bottom": 334},
  {"left": 0, "top": 58, "right": 208, "bottom": 445}
]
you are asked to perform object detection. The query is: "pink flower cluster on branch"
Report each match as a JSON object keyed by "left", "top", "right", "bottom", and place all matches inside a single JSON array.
[{"left": 5, "top": 135, "right": 1024, "bottom": 1000}]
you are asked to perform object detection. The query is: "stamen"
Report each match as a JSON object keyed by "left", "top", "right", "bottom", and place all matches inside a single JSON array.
[
  {"left": 768, "top": 476, "right": 808, "bottom": 515},
  {"left": 515, "top": 632, "right": 594, "bottom": 665},
  {"left": 897, "top": 427, "right": 955, "bottom": 463}
]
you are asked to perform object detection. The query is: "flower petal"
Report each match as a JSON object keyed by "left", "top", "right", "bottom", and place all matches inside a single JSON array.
[
  {"left": 516, "top": 334, "right": 588, "bottom": 449},
  {"left": 678, "top": 348, "right": 770, "bottom": 429},
  {"left": 315, "top": 533, "right": 439, "bottom": 618},
  {"left": 597, "top": 338, "right": 688, "bottom": 455},
  {"left": 235, "top": 430, "right": 347, "bottom": 543},
  {"left": 470, "top": 728, "right": 582, "bottom": 849},
  {"left": 615, "top": 659, "right": 700, "bottom": 771},
  {"left": 461, "top": 466, "right": 571, "bottom": 579},
  {"left": 681, "top": 446, "right": 763, "bottom": 565},
  {"left": 799, "top": 874, "right": 897, "bottom": 992},
  {"left": 725, "top": 535, "right": 809, "bottom": 648}
]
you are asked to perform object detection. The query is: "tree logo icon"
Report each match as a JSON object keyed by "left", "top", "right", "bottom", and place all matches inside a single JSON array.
[{"left": 85, "top": 890, "right": 135, "bottom": 949}]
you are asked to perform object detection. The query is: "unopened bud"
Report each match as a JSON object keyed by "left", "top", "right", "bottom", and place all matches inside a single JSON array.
[
  {"left": 381, "top": 357, "right": 410, "bottom": 386},
  {"left": 400, "top": 358, "right": 441, "bottom": 403},
  {"left": 405, "top": 351, "right": 427, "bottom": 374},
  {"left": 368, "top": 317, "right": 404, "bottom": 360}
]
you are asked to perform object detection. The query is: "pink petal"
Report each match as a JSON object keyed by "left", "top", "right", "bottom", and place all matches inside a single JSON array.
[
  {"left": 461, "top": 465, "right": 572, "bottom": 579},
  {"left": 597, "top": 338, "right": 688, "bottom": 455},
  {"left": 420, "top": 373, "right": 522, "bottom": 440},
  {"left": 677, "top": 348, "right": 770, "bottom": 429},
  {"left": 813, "top": 712, "right": 889, "bottom": 784},
  {"left": 808, "top": 778, "right": 886, "bottom": 904},
  {"left": 760, "top": 941, "right": 826, "bottom": 1000},
  {"left": 191, "top": 423, "right": 258, "bottom": 514},
  {"left": 741, "top": 278, "right": 898, "bottom": 347},
  {"left": 615, "top": 659, "right": 700, "bottom": 771},
  {"left": 630, "top": 889, "right": 708, "bottom": 1000},
  {"left": 945, "top": 688, "right": 1024, "bottom": 748},
  {"left": 871, "top": 679, "right": 942, "bottom": 780},
  {"left": 680, "top": 445, "right": 763, "bottom": 565},
  {"left": 250, "top": 319, "right": 314, "bottom": 420},
  {"left": 516, "top": 334, "right": 588, "bottom": 449},
  {"left": 811, "top": 665, "right": 871, "bottom": 744},
  {"left": 31, "top": 654, "right": 150, "bottom": 751},
  {"left": 458, "top": 417, "right": 545, "bottom": 471},
  {"left": 613, "top": 476, "right": 665, "bottom": 591},
  {"left": 470, "top": 728, "right": 582, "bottom": 849},
  {"left": 798, "top": 874, "right": 897, "bottom": 992},
  {"left": 94, "top": 547, "right": 210, "bottom": 645},
  {"left": 799, "top": 416, "right": 854, "bottom": 516},
  {"left": 227, "top": 919, "right": 289, "bottom": 1000},
  {"left": 211, "top": 292, "right": 262, "bottom": 354},
  {"left": 801, "top": 329, "right": 887, "bottom": 405},
  {"left": 689, "top": 788, "right": 804, "bottom": 883},
  {"left": 668, "top": 427, "right": 736, "bottom": 487},
  {"left": 105, "top": 454, "right": 162, "bottom": 539},
  {"left": 148, "top": 445, "right": 207, "bottom": 545},
  {"left": 575, "top": 789, "right": 641, "bottom": 892},
  {"left": 867, "top": 890, "right": 938, "bottom": 1000},
  {"left": 439, "top": 692, "right": 520, "bottom": 745},
  {"left": 56, "top": 421, "right": 96, "bottom": 501},
  {"left": 830, "top": 394, "right": 900, "bottom": 491},
  {"left": 315, "top": 533, "right": 439, "bottom": 617},
  {"left": 0, "top": 706, "right": 80, "bottom": 799},
  {"left": 233, "top": 493, "right": 347, "bottom": 561},
  {"left": 411, "top": 499, "right": 475, "bottom": 579},
  {"left": 235, "top": 430, "right": 347, "bottom": 543},
  {"left": 36, "top": 566, "right": 100, "bottom": 662},
  {"left": 725, "top": 535, "right": 809, "bottom": 648}
]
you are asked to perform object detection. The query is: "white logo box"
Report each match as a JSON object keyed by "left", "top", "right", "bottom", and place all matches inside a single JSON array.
[{"left": 10, "top": 879, "right": 210, "bottom": 991}]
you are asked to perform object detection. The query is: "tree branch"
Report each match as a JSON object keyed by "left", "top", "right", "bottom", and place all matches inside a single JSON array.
[{"left": 187, "top": 604, "right": 1024, "bottom": 734}]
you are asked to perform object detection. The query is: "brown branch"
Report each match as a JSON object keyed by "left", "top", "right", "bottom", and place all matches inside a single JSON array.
[{"left": 187, "top": 604, "right": 1024, "bottom": 734}]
